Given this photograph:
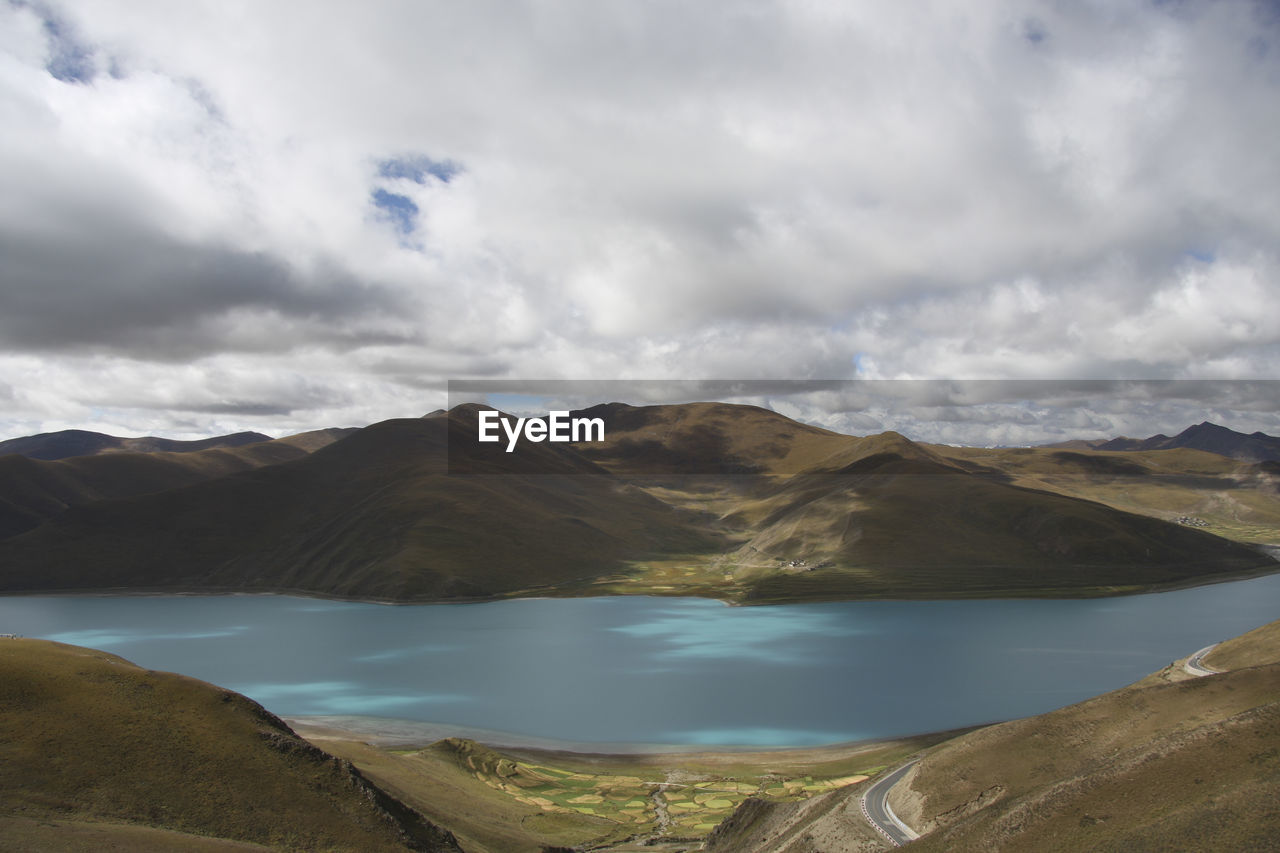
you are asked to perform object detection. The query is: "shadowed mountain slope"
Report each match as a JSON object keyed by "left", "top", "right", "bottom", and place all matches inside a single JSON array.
[
  {"left": 0, "top": 409, "right": 722, "bottom": 600},
  {"left": 0, "top": 428, "right": 357, "bottom": 539},
  {"left": 725, "top": 451, "right": 1270, "bottom": 601},
  {"left": 0, "top": 639, "right": 461, "bottom": 852},
  {"left": 1091, "top": 421, "right": 1280, "bottom": 462}
]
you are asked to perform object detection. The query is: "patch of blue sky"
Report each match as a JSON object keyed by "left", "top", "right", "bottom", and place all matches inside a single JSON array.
[
  {"left": 486, "top": 393, "right": 552, "bottom": 415},
  {"left": 661, "top": 727, "right": 863, "bottom": 747},
  {"left": 371, "top": 189, "right": 419, "bottom": 235},
  {"left": 1186, "top": 248, "right": 1216, "bottom": 263},
  {"left": 378, "top": 155, "right": 460, "bottom": 184},
  {"left": 610, "top": 605, "right": 862, "bottom": 664},
  {"left": 352, "top": 643, "right": 457, "bottom": 664},
  {"left": 44, "top": 626, "right": 249, "bottom": 646},
  {"left": 23, "top": 1, "right": 97, "bottom": 83},
  {"left": 229, "top": 681, "right": 468, "bottom": 716}
]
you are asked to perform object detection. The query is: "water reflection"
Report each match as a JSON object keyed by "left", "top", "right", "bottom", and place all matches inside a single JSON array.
[
  {"left": 45, "top": 626, "right": 249, "bottom": 645},
  {"left": 610, "top": 600, "right": 862, "bottom": 664},
  {"left": 228, "top": 681, "right": 469, "bottom": 716},
  {"left": 352, "top": 643, "right": 457, "bottom": 663}
]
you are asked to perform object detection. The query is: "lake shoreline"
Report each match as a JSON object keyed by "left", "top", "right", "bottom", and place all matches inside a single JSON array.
[
  {"left": 1, "top": 551, "right": 1277, "bottom": 608},
  {"left": 284, "top": 713, "right": 986, "bottom": 759}
]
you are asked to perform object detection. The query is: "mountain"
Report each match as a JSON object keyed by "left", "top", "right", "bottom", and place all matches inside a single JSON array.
[
  {"left": 0, "top": 428, "right": 274, "bottom": 460},
  {"left": 0, "top": 402, "right": 1273, "bottom": 602},
  {"left": 705, "top": 616, "right": 1280, "bottom": 852},
  {"left": 1089, "top": 421, "right": 1280, "bottom": 462},
  {"left": 0, "top": 638, "right": 461, "bottom": 852},
  {"left": 0, "top": 427, "right": 358, "bottom": 539},
  {"left": 569, "top": 401, "right": 858, "bottom": 475},
  {"left": 0, "top": 408, "right": 722, "bottom": 600},
  {"left": 573, "top": 403, "right": 1274, "bottom": 602}
]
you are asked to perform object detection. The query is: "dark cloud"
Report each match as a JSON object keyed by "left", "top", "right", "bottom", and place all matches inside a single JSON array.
[{"left": 0, "top": 224, "right": 411, "bottom": 360}]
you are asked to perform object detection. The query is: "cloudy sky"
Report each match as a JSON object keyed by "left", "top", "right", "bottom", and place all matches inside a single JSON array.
[{"left": 2, "top": 0, "right": 1279, "bottom": 444}]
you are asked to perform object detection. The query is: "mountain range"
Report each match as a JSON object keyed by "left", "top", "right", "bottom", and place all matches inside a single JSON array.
[
  {"left": 0, "top": 428, "right": 275, "bottom": 460},
  {"left": 1047, "top": 419, "right": 1280, "bottom": 463},
  {"left": 0, "top": 404, "right": 1275, "bottom": 602}
]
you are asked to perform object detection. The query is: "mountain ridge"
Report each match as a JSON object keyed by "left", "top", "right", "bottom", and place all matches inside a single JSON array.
[
  {"left": 0, "top": 402, "right": 1273, "bottom": 603},
  {"left": 0, "top": 428, "right": 275, "bottom": 460},
  {"left": 1046, "top": 420, "right": 1280, "bottom": 462}
]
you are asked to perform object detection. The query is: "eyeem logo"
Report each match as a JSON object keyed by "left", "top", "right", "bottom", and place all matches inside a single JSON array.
[{"left": 478, "top": 410, "right": 605, "bottom": 452}]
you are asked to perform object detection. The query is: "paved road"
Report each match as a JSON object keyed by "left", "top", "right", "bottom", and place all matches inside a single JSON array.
[
  {"left": 1184, "top": 642, "right": 1221, "bottom": 677},
  {"left": 861, "top": 759, "right": 920, "bottom": 847}
]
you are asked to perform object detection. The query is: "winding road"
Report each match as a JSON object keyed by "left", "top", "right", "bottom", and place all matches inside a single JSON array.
[
  {"left": 860, "top": 759, "right": 920, "bottom": 847},
  {"left": 1184, "top": 642, "right": 1221, "bottom": 677}
]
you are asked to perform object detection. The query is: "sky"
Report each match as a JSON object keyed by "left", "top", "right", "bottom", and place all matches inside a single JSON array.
[{"left": 2, "top": 0, "right": 1279, "bottom": 445}]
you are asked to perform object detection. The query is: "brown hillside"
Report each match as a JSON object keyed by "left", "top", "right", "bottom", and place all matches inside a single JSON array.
[
  {"left": 704, "top": 615, "right": 1280, "bottom": 852},
  {"left": 892, "top": 629, "right": 1280, "bottom": 851},
  {"left": 0, "top": 639, "right": 460, "bottom": 852},
  {"left": 572, "top": 401, "right": 858, "bottom": 475}
]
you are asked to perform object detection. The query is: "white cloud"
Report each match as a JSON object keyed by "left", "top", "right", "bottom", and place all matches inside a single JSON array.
[{"left": 2, "top": 0, "right": 1279, "bottom": 439}]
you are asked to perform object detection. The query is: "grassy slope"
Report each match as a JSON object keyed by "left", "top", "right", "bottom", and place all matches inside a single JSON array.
[
  {"left": 702, "top": 615, "right": 1280, "bottom": 852},
  {"left": 1203, "top": 617, "right": 1280, "bottom": 672},
  {"left": 0, "top": 639, "right": 460, "bottom": 852},
  {"left": 934, "top": 444, "right": 1280, "bottom": 545},
  {"left": 0, "top": 816, "right": 274, "bottom": 852},
  {"left": 893, "top": 619, "right": 1280, "bottom": 852}
]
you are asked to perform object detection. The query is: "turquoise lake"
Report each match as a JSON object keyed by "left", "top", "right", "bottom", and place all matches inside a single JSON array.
[{"left": 3, "top": 573, "right": 1279, "bottom": 748}]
